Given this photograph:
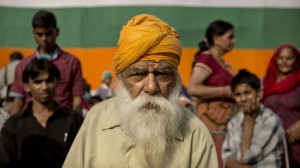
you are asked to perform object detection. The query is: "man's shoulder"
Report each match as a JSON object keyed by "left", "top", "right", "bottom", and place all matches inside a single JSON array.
[
  {"left": 261, "top": 105, "right": 281, "bottom": 124},
  {"left": 57, "top": 107, "right": 83, "bottom": 119},
  {"left": 14, "top": 54, "right": 36, "bottom": 72},
  {"left": 262, "top": 105, "right": 277, "bottom": 116},
  {"left": 19, "top": 55, "right": 36, "bottom": 65},
  {"left": 3, "top": 110, "right": 26, "bottom": 126},
  {"left": 85, "top": 98, "right": 116, "bottom": 120},
  {"left": 80, "top": 98, "right": 117, "bottom": 133},
  {"left": 58, "top": 49, "right": 80, "bottom": 62}
]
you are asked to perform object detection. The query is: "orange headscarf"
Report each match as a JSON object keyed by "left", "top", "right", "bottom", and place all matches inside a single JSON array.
[{"left": 113, "top": 14, "right": 182, "bottom": 74}]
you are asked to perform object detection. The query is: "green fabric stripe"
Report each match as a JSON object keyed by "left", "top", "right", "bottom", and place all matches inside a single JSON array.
[{"left": 0, "top": 6, "right": 299, "bottom": 49}]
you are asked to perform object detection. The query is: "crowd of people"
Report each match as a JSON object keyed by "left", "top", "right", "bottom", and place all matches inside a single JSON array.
[
  {"left": 188, "top": 20, "right": 300, "bottom": 168},
  {"left": 0, "top": 9, "right": 299, "bottom": 168}
]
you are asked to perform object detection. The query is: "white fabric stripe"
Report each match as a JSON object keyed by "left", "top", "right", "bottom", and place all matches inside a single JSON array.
[{"left": 0, "top": 0, "right": 300, "bottom": 8}]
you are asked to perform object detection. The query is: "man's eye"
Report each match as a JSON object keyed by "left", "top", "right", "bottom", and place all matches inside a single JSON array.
[
  {"left": 159, "top": 73, "right": 172, "bottom": 76},
  {"left": 46, "top": 79, "right": 55, "bottom": 83},
  {"left": 156, "top": 70, "right": 174, "bottom": 75},
  {"left": 128, "top": 72, "right": 145, "bottom": 76},
  {"left": 33, "top": 80, "right": 42, "bottom": 84},
  {"left": 157, "top": 74, "right": 174, "bottom": 82},
  {"left": 129, "top": 74, "right": 145, "bottom": 81},
  {"left": 129, "top": 72, "right": 144, "bottom": 76},
  {"left": 134, "top": 75, "right": 144, "bottom": 78},
  {"left": 46, "top": 32, "right": 53, "bottom": 36}
]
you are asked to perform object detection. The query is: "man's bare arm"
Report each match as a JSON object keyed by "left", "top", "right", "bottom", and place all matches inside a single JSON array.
[{"left": 72, "top": 96, "right": 82, "bottom": 113}]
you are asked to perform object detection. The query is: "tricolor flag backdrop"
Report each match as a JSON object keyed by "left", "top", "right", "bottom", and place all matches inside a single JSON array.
[{"left": 0, "top": 0, "right": 299, "bottom": 89}]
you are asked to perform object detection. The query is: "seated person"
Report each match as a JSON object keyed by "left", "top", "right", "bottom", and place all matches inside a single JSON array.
[
  {"left": 0, "top": 58, "right": 83, "bottom": 168},
  {"left": 222, "top": 69, "right": 285, "bottom": 168}
]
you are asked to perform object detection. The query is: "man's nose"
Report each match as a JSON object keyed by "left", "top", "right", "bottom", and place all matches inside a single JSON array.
[
  {"left": 41, "top": 81, "right": 49, "bottom": 90},
  {"left": 41, "top": 35, "right": 47, "bottom": 41},
  {"left": 144, "top": 74, "right": 159, "bottom": 95},
  {"left": 240, "top": 95, "right": 247, "bottom": 101}
]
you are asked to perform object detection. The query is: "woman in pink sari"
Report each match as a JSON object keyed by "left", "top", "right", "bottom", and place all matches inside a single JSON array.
[
  {"left": 262, "top": 44, "right": 300, "bottom": 167},
  {"left": 188, "top": 20, "right": 236, "bottom": 168}
]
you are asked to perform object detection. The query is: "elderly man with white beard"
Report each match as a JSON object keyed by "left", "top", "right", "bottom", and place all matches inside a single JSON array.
[{"left": 63, "top": 14, "right": 218, "bottom": 168}]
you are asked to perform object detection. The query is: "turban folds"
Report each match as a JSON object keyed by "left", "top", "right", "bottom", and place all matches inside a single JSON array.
[{"left": 113, "top": 14, "right": 182, "bottom": 74}]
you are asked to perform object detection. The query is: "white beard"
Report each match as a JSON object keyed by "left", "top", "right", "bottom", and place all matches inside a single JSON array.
[{"left": 116, "top": 75, "right": 184, "bottom": 167}]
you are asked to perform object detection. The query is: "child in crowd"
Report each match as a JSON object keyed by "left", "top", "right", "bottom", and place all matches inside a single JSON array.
[{"left": 222, "top": 69, "right": 285, "bottom": 168}]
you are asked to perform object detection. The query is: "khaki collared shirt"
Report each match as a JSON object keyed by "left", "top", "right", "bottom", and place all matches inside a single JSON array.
[{"left": 63, "top": 97, "right": 218, "bottom": 168}]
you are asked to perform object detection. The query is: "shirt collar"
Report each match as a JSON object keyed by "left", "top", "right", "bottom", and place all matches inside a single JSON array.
[
  {"left": 20, "top": 101, "right": 70, "bottom": 118},
  {"left": 35, "top": 46, "right": 60, "bottom": 60},
  {"left": 102, "top": 99, "right": 184, "bottom": 141}
]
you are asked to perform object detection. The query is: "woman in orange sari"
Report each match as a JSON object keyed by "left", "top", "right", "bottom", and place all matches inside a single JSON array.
[
  {"left": 188, "top": 20, "right": 236, "bottom": 168},
  {"left": 262, "top": 44, "right": 300, "bottom": 167}
]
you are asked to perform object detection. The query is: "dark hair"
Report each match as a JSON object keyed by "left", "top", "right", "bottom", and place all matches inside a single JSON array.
[
  {"left": 231, "top": 69, "right": 261, "bottom": 92},
  {"left": 205, "top": 20, "right": 233, "bottom": 47},
  {"left": 22, "top": 58, "right": 61, "bottom": 83},
  {"left": 192, "top": 20, "right": 234, "bottom": 67},
  {"left": 10, "top": 52, "right": 23, "bottom": 61},
  {"left": 84, "top": 83, "right": 91, "bottom": 92},
  {"left": 32, "top": 10, "right": 57, "bottom": 28}
]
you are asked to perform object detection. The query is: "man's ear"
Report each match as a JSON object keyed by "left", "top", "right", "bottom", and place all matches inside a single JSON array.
[
  {"left": 24, "top": 83, "right": 30, "bottom": 93},
  {"left": 56, "top": 28, "right": 60, "bottom": 36}
]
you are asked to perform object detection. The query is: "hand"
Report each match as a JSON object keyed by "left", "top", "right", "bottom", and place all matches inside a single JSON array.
[
  {"left": 286, "top": 120, "right": 300, "bottom": 143},
  {"left": 243, "top": 98, "right": 260, "bottom": 116},
  {"left": 225, "top": 86, "right": 233, "bottom": 98}
]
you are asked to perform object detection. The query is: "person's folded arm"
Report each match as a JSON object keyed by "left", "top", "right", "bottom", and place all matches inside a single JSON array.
[{"left": 242, "top": 115, "right": 283, "bottom": 164}]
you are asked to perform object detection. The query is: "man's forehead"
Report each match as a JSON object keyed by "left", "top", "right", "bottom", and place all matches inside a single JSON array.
[
  {"left": 34, "top": 26, "right": 56, "bottom": 32},
  {"left": 125, "top": 61, "right": 176, "bottom": 70}
]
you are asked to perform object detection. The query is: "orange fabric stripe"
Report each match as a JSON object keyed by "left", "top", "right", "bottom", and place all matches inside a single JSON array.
[{"left": 0, "top": 48, "right": 273, "bottom": 90}]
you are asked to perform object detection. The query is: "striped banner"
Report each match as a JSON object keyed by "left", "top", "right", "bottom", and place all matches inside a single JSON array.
[
  {"left": 1, "top": 0, "right": 300, "bottom": 8},
  {"left": 0, "top": 1, "right": 299, "bottom": 89}
]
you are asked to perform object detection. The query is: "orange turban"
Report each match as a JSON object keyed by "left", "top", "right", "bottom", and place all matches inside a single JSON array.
[{"left": 113, "top": 14, "right": 182, "bottom": 74}]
